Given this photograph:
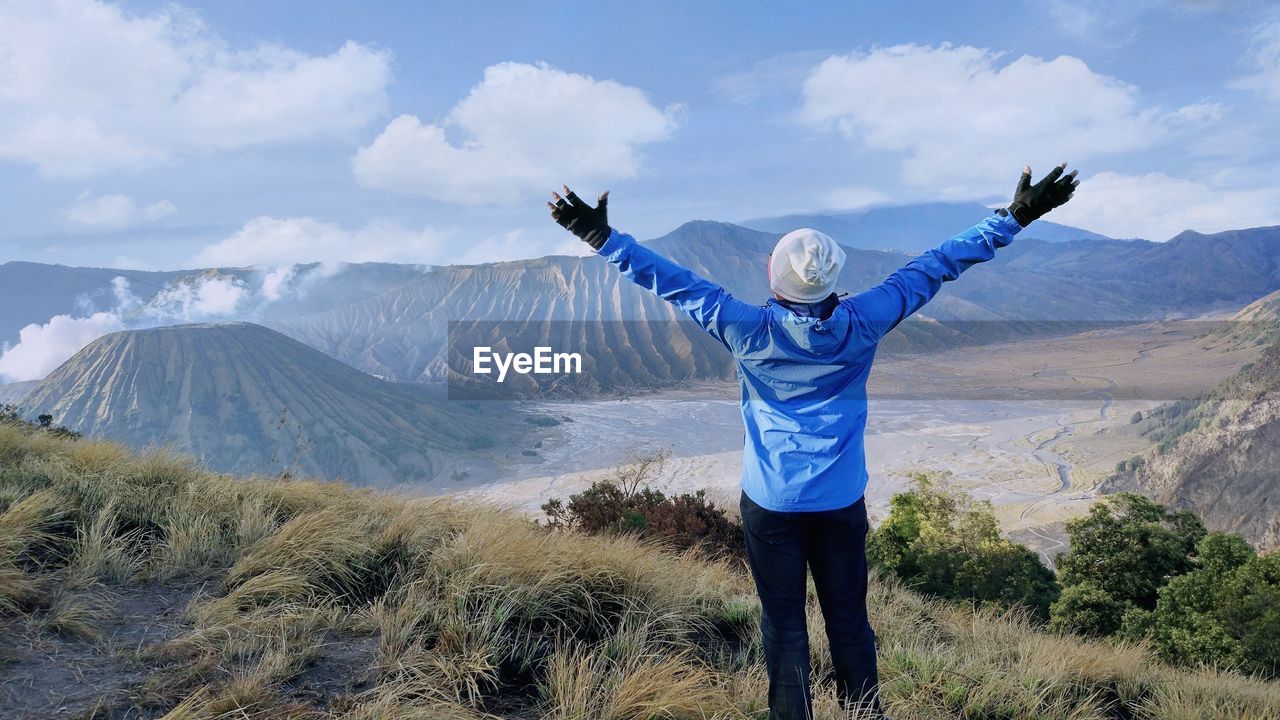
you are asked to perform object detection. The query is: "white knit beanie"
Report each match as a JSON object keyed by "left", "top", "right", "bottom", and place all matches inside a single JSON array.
[{"left": 769, "top": 228, "right": 846, "bottom": 303}]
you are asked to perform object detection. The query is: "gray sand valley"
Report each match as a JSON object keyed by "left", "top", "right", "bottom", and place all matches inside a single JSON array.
[{"left": 465, "top": 321, "right": 1258, "bottom": 561}]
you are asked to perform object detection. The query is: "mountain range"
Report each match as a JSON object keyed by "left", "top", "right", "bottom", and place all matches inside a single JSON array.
[
  {"left": 5, "top": 205, "right": 1280, "bottom": 486},
  {"left": 6, "top": 208, "right": 1280, "bottom": 396},
  {"left": 277, "top": 218, "right": 1280, "bottom": 389},
  {"left": 741, "top": 201, "right": 1114, "bottom": 252}
]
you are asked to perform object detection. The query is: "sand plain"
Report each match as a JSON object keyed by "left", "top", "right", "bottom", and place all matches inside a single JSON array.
[{"left": 465, "top": 321, "right": 1259, "bottom": 562}]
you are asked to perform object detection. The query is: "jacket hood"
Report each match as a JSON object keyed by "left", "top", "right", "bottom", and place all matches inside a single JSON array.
[{"left": 765, "top": 298, "right": 851, "bottom": 354}]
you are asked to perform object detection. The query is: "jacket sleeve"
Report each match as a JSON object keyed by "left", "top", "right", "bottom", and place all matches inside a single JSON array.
[
  {"left": 845, "top": 212, "right": 1022, "bottom": 343},
  {"left": 595, "top": 229, "right": 763, "bottom": 352}
]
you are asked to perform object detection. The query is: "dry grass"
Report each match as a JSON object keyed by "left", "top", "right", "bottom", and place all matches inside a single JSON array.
[
  {"left": 38, "top": 579, "right": 117, "bottom": 640},
  {"left": 1, "top": 424, "right": 1277, "bottom": 719},
  {"left": 541, "top": 642, "right": 736, "bottom": 719}
]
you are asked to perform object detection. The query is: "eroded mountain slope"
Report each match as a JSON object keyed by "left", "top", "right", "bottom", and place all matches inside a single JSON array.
[{"left": 21, "top": 322, "right": 518, "bottom": 485}]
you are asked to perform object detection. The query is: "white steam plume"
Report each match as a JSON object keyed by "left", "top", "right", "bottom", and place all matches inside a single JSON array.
[
  {"left": 0, "top": 313, "right": 125, "bottom": 382},
  {"left": 0, "top": 264, "right": 340, "bottom": 383}
]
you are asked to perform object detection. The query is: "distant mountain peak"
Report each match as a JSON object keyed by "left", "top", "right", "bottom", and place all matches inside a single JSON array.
[
  {"left": 135, "top": 320, "right": 256, "bottom": 332},
  {"left": 659, "top": 219, "right": 775, "bottom": 241},
  {"left": 21, "top": 321, "right": 512, "bottom": 486},
  {"left": 669, "top": 219, "right": 742, "bottom": 232},
  {"left": 1167, "top": 229, "right": 1207, "bottom": 243},
  {"left": 646, "top": 220, "right": 779, "bottom": 255}
]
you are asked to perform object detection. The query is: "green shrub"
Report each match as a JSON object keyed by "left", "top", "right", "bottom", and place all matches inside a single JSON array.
[
  {"left": 1054, "top": 493, "right": 1203, "bottom": 614},
  {"left": 1054, "top": 497, "right": 1279, "bottom": 677},
  {"left": 1049, "top": 582, "right": 1127, "bottom": 636},
  {"left": 1141, "top": 533, "right": 1280, "bottom": 677},
  {"left": 868, "top": 473, "right": 1059, "bottom": 619}
]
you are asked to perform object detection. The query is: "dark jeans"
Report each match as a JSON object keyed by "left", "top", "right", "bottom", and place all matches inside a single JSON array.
[{"left": 740, "top": 492, "right": 883, "bottom": 720}]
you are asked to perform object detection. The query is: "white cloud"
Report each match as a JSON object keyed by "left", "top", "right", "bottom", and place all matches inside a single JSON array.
[
  {"left": 352, "top": 62, "right": 680, "bottom": 204},
  {"left": 194, "top": 216, "right": 455, "bottom": 267},
  {"left": 0, "top": 0, "right": 390, "bottom": 177},
  {"left": 65, "top": 192, "right": 176, "bottom": 229},
  {"left": 193, "top": 214, "right": 580, "bottom": 267},
  {"left": 65, "top": 194, "right": 134, "bottom": 228},
  {"left": 194, "top": 211, "right": 604, "bottom": 268},
  {"left": 259, "top": 266, "right": 299, "bottom": 302},
  {"left": 1047, "top": 171, "right": 1280, "bottom": 240},
  {"left": 800, "top": 44, "right": 1213, "bottom": 197},
  {"left": 0, "top": 312, "right": 124, "bottom": 382},
  {"left": 145, "top": 200, "right": 178, "bottom": 220},
  {"left": 1232, "top": 20, "right": 1280, "bottom": 102},
  {"left": 1047, "top": 0, "right": 1102, "bottom": 39},
  {"left": 135, "top": 274, "right": 250, "bottom": 322},
  {"left": 453, "top": 229, "right": 589, "bottom": 265},
  {"left": 0, "top": 273, "right": 257, "bottom": 381},
  {"left": 713, "top": 51, "right": 829, "bottom": 105}
]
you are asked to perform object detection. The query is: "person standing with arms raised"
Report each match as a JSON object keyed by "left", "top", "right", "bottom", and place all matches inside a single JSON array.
[{"left": 547, "top": 164, "right": 1080, "bottom": 719}]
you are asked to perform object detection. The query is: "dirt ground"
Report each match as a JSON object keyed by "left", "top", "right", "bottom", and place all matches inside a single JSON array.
[
  {"left": 0, "top": 578, "right": 378, "bottom": 719},
  {"left": 0, "top": 581, "right": 201, "bottom": 719}
]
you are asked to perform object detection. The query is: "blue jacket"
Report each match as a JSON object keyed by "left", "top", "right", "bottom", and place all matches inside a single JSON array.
[{"left": 595, "top": 212, "right": 1023, "bottom": 512}]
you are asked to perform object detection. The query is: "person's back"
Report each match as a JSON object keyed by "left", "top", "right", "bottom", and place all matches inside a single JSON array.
[
  {"left": 547, "top": 164, "right": 1080, "bottom": 720},
  {"left": 735, "top": 295, "right": 877, "bottom": 510}
]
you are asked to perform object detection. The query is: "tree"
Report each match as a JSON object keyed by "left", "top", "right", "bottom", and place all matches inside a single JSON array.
[
  {"left": 1049, "top": 583, "right": 1127, "bottom": 636},
  {"left": 869, "top": 473, "right": 1059, "bottom": 619},
  {"left": 1218, "top": 552, "right": 1280, "bottom": 676},
  {"left": 1054, "top": 498, "right": 1279, "bottom": 677},
  {"left": 1054, "top": 493, "right": 1204, "bottom": 615},
  {"left": 1138, "top": 533, "right": 1280, "bottom": 677}
]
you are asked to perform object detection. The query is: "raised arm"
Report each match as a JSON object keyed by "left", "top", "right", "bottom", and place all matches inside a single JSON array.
[
  {"left": 845, "top": 213, "right": 1020, "bottom": 342},
  {"left": 548, "top": 186, "right": 762, "bottom": 351},
  {"left": 847, "top": 164, "right": 1080, "bottom": 344}
]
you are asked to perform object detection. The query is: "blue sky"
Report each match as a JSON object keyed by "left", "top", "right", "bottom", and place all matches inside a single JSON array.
[{"left": 1, "top": 0, "right": 1278, "bottom": 270}]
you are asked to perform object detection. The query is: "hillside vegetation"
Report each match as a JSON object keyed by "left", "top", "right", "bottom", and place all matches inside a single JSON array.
[
  {"left": 1107, "top": 322, "right": 1280, "bottom": 550},
  {"left": 2, "top": 420, "right": 1278, "bottom": 719}
]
